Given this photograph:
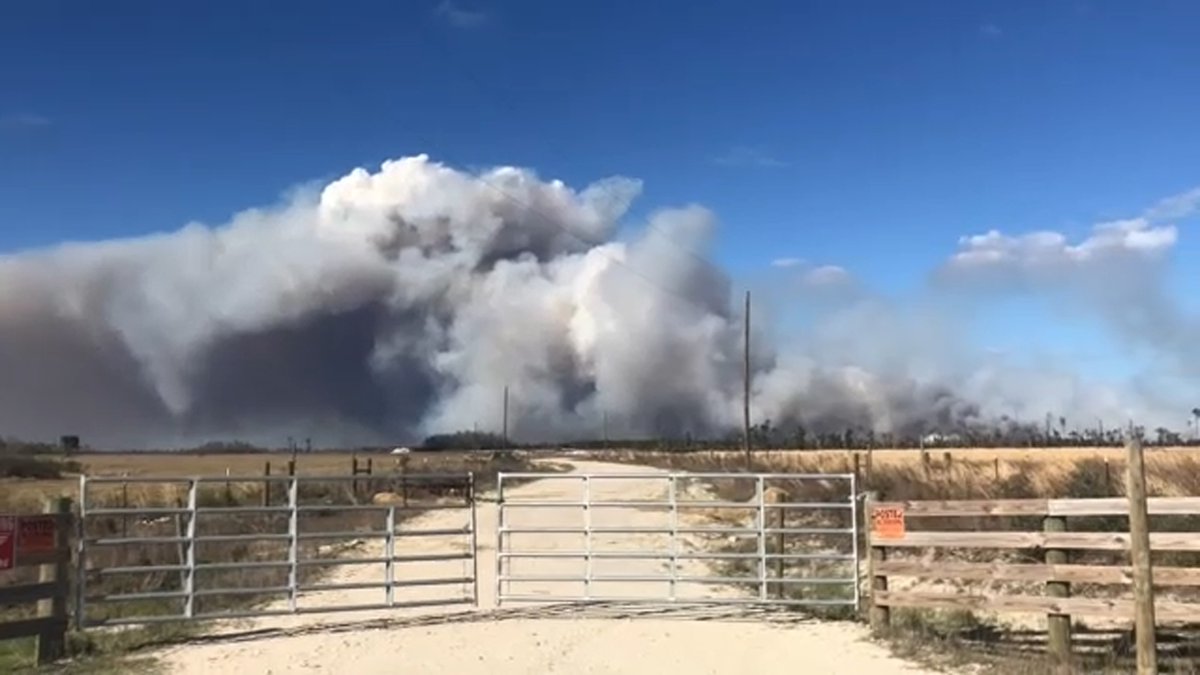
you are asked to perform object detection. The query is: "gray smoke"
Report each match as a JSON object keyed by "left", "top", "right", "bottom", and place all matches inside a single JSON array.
[{"left": 0, "top": 155, "right": 1193, "bottom": 448}]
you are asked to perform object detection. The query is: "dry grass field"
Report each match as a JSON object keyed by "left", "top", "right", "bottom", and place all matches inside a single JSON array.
[
  {"left": 0, "top": 450, "right": 506, "bottom": 513},
  {"left": 6, "top": 445, "right": 1200, "bottom": 511},
  {"left": 588, "top": 445, "right": 1200, "bottom": 500},
  {"left": 4, "top": 446, "right": 1200, "bottom": 672},
  {"left": 591, "top": 446, "right": 1200, "bottom": 674}
]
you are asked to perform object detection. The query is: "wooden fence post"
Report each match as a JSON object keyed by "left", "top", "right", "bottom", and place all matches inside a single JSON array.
[
  {"left": 399, "top": 455, "right": 410, "bottom": 507},
  {"left": 262, "top": 461, "right": 271, "bottom": 508},
  {"left": 1044, "top": 515, "right": 1072, "bottom": 672},
  {"left": 36, "top": 497, "right": 71, "bottom": 665},
  {"left": 865, "top": 492, "right": 889, "bottom": 631},
  {"left": 1126, "top": 437, "right": 1157, "bottom": 674},
  {"left": 366, "top": 458, "right": 374, "bottom": 500},
  {"left": 121, "top": 475, "right": 129, "bottom": 539}
]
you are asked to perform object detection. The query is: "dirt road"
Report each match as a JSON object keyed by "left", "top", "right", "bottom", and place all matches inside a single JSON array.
[{"left": 152, "top": 459, "right": 933, "bottom": 674}]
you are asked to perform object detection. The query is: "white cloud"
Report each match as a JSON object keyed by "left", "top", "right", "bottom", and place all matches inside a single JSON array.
[
  {"left": 713, "top": 146, "right": 787, "bottom": 168},
  {"left": 434, "top": 1, "right": 488, "bottom": 29},
  {"left": 804, "top": 265, "right": 851, "bottom": 286},
  {"left": 980, "top": 23, "right": 1003, "bottom": 38},
  {"left": 1144, "top": 185, "right": 1200, "bottom": 222},
  {"left": 771, "top": 257, "right": 803, "bottom": 268},
  {"left": 948, "top": 218, "right": 1176, "bottom": 270}
]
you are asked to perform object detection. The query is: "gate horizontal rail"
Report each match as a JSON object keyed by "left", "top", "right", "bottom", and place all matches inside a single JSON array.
[
  {"left": 496, "top": 471, "right": 860, "bottom": 608},
  {"left": 78, "top": 471, "right": 478, "bottom": 627}
]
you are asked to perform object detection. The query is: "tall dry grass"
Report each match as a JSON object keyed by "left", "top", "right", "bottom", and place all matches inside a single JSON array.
[{"left": 593, "top": 447, "right": 1200, "bottom": 674}]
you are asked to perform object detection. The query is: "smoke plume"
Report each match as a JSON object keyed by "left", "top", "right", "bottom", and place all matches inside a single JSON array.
[{"left": 0, "top": 155, "right": 1194, "bottom": 447}]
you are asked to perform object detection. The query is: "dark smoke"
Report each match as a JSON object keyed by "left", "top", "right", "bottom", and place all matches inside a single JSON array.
[{"left": 0, "top": 155, "right": 1193, "bottom": 448}]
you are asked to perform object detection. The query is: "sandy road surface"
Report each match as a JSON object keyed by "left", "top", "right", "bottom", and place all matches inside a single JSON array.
[{"left": 153, "top": 459, "right": 933, "bottom": 674}]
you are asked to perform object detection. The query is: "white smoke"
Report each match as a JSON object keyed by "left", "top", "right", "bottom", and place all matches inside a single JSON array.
[{"left": 0, "top": 154, "right": 1194, "bottom": 447}]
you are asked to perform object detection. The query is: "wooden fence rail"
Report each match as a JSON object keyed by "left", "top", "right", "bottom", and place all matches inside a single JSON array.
[
  {"left": 0, "top": 498, "right": 72, "bottom": 666},
  {"left": 867, "top": 493, "right": 1200, "bottom": 671}
]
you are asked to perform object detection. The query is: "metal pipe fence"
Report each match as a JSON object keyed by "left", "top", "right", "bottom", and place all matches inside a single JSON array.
[
  {"left": 76, "top": 472, "right": 478, "bottom": 627},
  {"left": 495, "top": 472, "right": 859, "bottom": 608}
]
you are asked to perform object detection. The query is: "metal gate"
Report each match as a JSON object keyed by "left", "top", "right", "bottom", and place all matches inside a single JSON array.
[
  {"left": 495, "top": 472, "right": 859, "bottom": 608},
  {"left": 77, "top": 471, "right": 478, "bottom": 627}
]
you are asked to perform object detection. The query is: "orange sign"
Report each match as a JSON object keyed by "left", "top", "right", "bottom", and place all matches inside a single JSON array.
[
  {"left": 870, "top": 506, "right": 906, "bottom": 540},
  {"left": 17, "top": 515, "right": 57, "bottom": 554}
]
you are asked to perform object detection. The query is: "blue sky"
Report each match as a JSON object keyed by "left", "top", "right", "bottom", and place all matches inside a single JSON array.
[{"left": 2, "top": 1, "right": 1199, "bottom": 385}]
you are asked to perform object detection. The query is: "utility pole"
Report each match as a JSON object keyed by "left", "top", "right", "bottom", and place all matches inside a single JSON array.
[
  {"left": 743, "top": 290, "right": 752, "bottom": 464},
  {"left": 502, "top": 385, "right": 509, "bottom": 447},
  {"left": 603, "top": 410, "right": 609, "bottom": 450}
]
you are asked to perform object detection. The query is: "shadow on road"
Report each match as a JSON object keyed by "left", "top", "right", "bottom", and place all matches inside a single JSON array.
[{"left": 164, "top": 602, "right": 829, "bottom": 648}]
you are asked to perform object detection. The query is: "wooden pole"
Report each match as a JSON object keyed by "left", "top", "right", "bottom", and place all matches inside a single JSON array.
[
  {"left": 743, "top": 290, "right": 751, "bottom": 466},
  {"left": 262, "top": 461, "right": 271, "bottom": 508},
  {"left": 1044, "top": 515, "right": 1072, "bottom": 672},
  {"left": 502, "top": 385, "right": 509, "bottom": 447},
  {"left": 36, "top": 497, "right": 71, "bottom": 665},
  {"left": 1126, "top": 437, "right": 1158, "bottom": 674},
  {"left": 121, "top": 476, "right": 128, "bottom": 539},
  {"left": 865, "top": 492, "right": 889, "bottom": 631}
]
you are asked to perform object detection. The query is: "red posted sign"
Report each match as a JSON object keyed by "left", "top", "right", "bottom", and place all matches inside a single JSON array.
[
  {"left": 870, "top": 506, "right": 906, "bottom": 540},
  {"left": 17, "top": 515, "right": 57, "bottom": 555},
  {"left": 0, "top": 516, "right": 15, "bottom": 571}
]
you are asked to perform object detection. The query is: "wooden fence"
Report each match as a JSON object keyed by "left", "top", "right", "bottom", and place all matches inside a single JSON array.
[
  {"left": 0, "top": 498, "right": 72, "bottom": 666},
  {"left": 866, "top": 495, "right": 1200, "bottom": 668}
]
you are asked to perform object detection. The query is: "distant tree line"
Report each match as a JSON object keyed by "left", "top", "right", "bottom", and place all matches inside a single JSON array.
[{"left": 8, "top": 412, "right": 1200, "bottom": 455}]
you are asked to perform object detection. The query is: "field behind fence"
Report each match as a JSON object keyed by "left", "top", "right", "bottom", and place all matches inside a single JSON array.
[
  {"left": 602, "top": 445, "right": 1200, "bottom": 673},
  {"left": 0, "top": 450, "right": 545, "bottom": 672}
]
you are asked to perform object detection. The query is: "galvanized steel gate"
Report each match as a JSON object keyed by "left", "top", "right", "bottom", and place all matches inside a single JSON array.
[
  {"left": 76, "top": 472, "right": 478, "bottom": 627},
  {"left": 495, "top": 472, "right": 860, "bottom": 608}
]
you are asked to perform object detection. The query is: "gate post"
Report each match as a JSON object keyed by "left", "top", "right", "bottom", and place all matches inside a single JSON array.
[
  {"left": 384, "top": 505, "right": 396, "bottom": 608},
  {"left": 468, "top": 473, "right": 479, "bottom": 607},
  {"left": 74, "top": 475, "right": 87, "bottom": 631},
  {"left": 183, "top": 480, "right": 198, "bottom": 619},
  {"left": 865, "top": 492, "right": 890, "bottom": 631},
  {"left": 35, "top": 497, "right": 72, "bottom": 665},
  {"left": 494, "top": 474, "right": 505, "bottom": 606},
  {"left": 756, "top": 476, "right": 767, "bottom": 601},
  {"left": 1044, "top": 515, "right": 1072, "bottom": 673}
]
